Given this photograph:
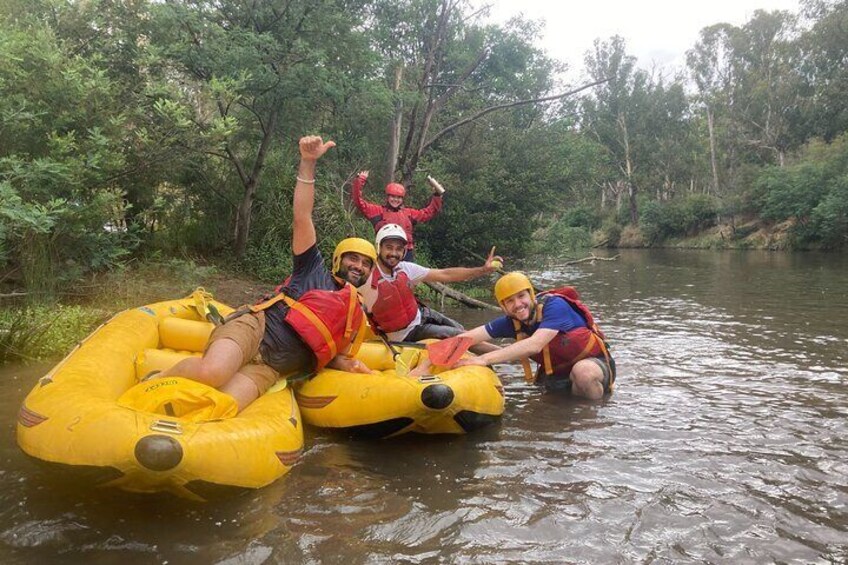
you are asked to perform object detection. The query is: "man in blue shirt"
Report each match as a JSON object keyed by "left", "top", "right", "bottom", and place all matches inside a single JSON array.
[{"left": 451, "top": 272, "right": 614, "bottom": 399}]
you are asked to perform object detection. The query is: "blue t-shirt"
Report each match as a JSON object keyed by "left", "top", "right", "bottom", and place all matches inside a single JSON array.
[{"left": 485, "top": 296, "right": 587, "bottom": 339}]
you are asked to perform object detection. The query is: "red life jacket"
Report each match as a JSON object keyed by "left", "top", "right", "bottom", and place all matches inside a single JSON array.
[
  {"left": 512, "top": 286, "right": 611, "bottom": 384},
  {"left": 251, "top": 281, "right": 366, "bottom": 370},
  {"left": 368, "top": 268, "right": 419, "bottom": 332}
]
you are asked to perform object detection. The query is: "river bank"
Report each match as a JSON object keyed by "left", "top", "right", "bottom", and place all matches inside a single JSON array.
[
  {"left": 611, "top": 216, "right": 803, "bottom": 251},
  {"left": 0, "top": 259, "right": 269, "bottom": 364}
]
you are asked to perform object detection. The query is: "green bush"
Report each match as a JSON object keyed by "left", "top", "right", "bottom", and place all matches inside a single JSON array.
[
  {"left": 640, "top": 200, "right": 686, "bottom": 244},
  {"left": 536, "top": 222, "right": 592, "bottom": 254},
  {"left": 756, "top": 164, "right": 827, "bottom": 222},
  {"left": 811, "top": 174, "right": 848, "bottom": 247},
  {"left": 598, "top": 220, "right": 622, "bottom": 246},
  {"left": 562, "top": 205, "right": 602, "bottom": 230},
  {"left": 681, "top": 193, "right": 719, "bottom": 232}
]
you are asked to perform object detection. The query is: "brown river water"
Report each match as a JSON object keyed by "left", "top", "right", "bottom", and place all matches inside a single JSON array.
[{"left": 1, "top": 249, "right": 846, "bottom": 564}]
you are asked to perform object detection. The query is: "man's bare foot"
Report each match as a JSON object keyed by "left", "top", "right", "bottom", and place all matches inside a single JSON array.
[{"left": 408, "top": 358, "right": 433, "bottom": 378}]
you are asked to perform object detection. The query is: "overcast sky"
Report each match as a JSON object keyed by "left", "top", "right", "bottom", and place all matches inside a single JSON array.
[{"left": 484, "top": 0, "right": 802, "bottom": 81}]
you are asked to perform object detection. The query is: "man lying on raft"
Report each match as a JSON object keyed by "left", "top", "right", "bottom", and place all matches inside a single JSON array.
[{"left": 156, "top": 136, "right": 375, "bottom": 411}]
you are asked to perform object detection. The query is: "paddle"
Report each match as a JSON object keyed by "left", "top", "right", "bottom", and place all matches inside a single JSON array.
[
  {"left": 375, "top": 330, "right": 411, "bottom": 376},
  {"left": 426, "top": 335, "right": 474, "bottom": 366},
  {"left": 190, "top": 287, "right": 224, "bottom": 325}
]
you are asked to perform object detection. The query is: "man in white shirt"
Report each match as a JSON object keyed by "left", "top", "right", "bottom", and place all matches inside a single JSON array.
[{"left": 358, "top": 224, "right": 499, "bottom": 343}]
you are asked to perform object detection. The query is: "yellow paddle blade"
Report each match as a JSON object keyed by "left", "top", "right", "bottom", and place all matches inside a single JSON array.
[
  {"left": 395, "top": 357, "right": 410, "bottom": 377},
  {"left": 191, "top": 287, "right": 213, "bottom": 317},
  {"left": 394, "top": 348, "right": 422, "bottom": 377}
]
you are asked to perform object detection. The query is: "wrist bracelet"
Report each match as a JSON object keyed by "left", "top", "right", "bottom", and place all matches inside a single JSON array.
[{"left": 296, "top": 176, "right": 315, "bottom": 184}]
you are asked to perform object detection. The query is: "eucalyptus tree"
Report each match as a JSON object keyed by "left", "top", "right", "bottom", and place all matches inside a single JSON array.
[
  {"left": 687, "top": 23, "right": 737, "bottom": 195},
  {"left": 581, "top": 36, "right": 653, "bottom": 225},
  {"left": 643, "top": 77, "right": 697, "bottom": 201},
  {"left": 732, "top": 10, "right": 803, "bottom": 167},
  {"left": 368, "top": 0, "right": 603, "bottom": 187},
  {"left": 799, "top": 0, "right": 848, "bottom": 141}
]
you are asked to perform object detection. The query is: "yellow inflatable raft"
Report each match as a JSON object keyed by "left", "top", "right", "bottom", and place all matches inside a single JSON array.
[
  {"left": 296, "top": 341, "right": 504, "bottom": 438},
  {"left": 16, "top": 292, "right": 303, "bottom": 500}
]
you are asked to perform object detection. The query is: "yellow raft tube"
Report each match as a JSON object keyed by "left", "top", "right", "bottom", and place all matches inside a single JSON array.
[
  {"left": 296, "top": 341, "right": 504, "bottom": 438},
  {"left": 16, "top": 292, "right": 303, "bottom": 500}
]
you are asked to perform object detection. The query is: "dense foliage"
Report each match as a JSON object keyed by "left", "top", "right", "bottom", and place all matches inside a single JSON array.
[{"left": 1, "top": 0, "right": 846, "bottom": 298}]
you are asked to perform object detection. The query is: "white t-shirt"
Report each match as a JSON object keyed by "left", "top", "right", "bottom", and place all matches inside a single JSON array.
[{"left": 358, "top": 261, "right": 430, "bottom": 341}]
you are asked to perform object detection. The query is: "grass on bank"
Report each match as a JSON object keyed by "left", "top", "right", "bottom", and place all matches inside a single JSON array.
[{"left": 0, "top": 257, "right": 240, "bottom": 364}]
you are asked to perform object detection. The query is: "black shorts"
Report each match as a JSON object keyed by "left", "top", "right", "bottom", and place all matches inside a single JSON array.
[
  {"left": 404, "top": 307, "right": 465, "bottom": 341},
  {"left": 536, "top": 356, "right": 616, "bottom": 394}
]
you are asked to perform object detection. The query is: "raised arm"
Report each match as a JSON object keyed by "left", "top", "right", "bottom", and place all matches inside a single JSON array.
[
  {"left": 292, "top": 135, "right": 335, "bottom": 255},
  {"left": 405, "top": 194, "right": 443, "bottom": 223},
  {"left": 350, "top": 171, "right": 383, "bottom": 220},
  {"left": 422, "top": 246, "right": 502, "bottom": 283},
  {"left": 405, "top": 175, "right": 445, "bottom": 223}
]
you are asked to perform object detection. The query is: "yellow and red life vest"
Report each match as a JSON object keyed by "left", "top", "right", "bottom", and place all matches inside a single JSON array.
[
  {"left": 251, "top": 281, "right": 366, "bottom": 370},
  {"left": 368, "top": 268, "right": 419, "bottom": 333},
  {"left": 512, "top": 286, "right": 611, "bottom": 384}
]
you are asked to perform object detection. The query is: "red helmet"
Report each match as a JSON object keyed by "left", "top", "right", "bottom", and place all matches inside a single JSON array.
[{"left": 385, "top": 183, "right": 406, "bottom": 197}]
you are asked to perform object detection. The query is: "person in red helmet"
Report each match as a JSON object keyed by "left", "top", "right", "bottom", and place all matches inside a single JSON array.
[{"left": 350, "top": 171, "right": 445, "bottom": 262}]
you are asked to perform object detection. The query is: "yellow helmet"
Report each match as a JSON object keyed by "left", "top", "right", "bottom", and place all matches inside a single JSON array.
[
  {"left": 332, "top": 237, "right": 377, "bottom": 274},
  {"left": 494, "top": 271, "right": 535, "bottom": 305}
]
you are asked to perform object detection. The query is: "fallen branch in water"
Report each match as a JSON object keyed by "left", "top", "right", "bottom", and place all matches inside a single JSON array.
[
  {"left": 0, "top": 292, "right": 28, "bottom": 298},
  {"left": 422, "top": 281, "right": 500, "bottom": 311},
  {"left": 556, "top": 253, "right": 620, "bottom": 267}
]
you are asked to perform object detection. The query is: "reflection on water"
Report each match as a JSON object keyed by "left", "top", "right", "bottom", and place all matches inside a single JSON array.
[{"left": 2, "top": 250, "right": 847, "bottom": 563}]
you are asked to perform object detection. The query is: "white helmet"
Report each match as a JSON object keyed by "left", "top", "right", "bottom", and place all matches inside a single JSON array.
[{"left": 375, "top": 223, "right": 408, "bottom": 248}]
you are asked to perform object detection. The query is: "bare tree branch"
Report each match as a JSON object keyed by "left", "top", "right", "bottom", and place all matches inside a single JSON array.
[{"left": 422, "top": 77, "right": 611, "bottom": 153}]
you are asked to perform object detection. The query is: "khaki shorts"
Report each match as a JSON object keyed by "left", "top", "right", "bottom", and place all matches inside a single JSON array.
[{"left": 207, "top": 310, "right": 278, "bottom": 394}]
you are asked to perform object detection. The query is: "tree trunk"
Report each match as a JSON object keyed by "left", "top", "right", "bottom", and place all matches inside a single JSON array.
[
  {"left": 385, "top": 64, "right": 404, "bottom": 185},
  {"left": 706, "top": 105, "right": 720, "bottom": 195},
  {"left": 230, "top": 108, "right": 279, "bottom": 259},
  {"left": 234, "top": 178, "right": 257, "bottom": 258},
  {"left": 422, "top": 281, "right": 500, "bottom": 311},
  {"left": 628, "top": 181, "right": 638, "bottom": 225},
  {"left": 618, "top": 112, "right": 638, "bottom": 225}
]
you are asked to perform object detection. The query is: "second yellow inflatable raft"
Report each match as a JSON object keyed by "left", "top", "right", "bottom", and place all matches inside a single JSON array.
[{"left": 295, "top": 341, "right": 504, "bottom": 438}]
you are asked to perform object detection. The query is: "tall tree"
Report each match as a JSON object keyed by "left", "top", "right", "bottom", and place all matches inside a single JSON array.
[
  {"left": 733, "top": 10, "right": 803, "bottom": 167},
  {"left": 582, "top": 36, "right": 650, "bottom": 224},
  {"left": 370, "top": 0, "right": 603, "bottom": 186},
  {"left": 799, "top": 0, "right": 848, "bottom": 141},
  {"left": 687, "top": 24, "right": 737, "bottom": 195},
  {"left": 150, "top": 0, "right": 373, "bottom": 258}
]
